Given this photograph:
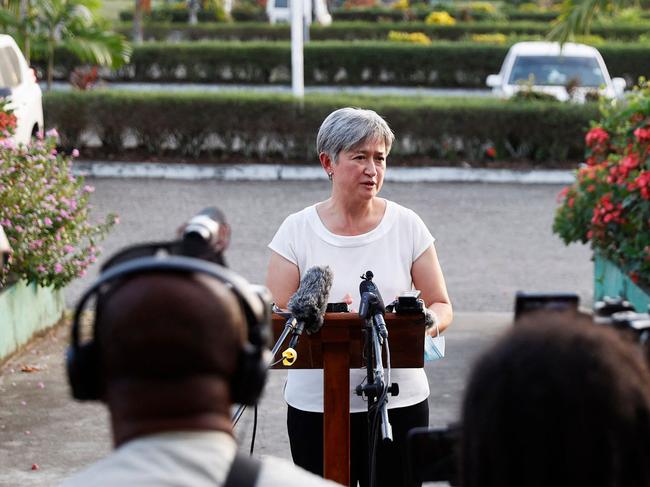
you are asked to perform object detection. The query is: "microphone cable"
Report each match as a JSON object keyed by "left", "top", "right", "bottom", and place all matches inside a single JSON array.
[
  {"left": 250, "top": 405, "right": 258, "bottom": 456},
  {"left": 368, "top": 337, "right": 391, "bottom": 487}
]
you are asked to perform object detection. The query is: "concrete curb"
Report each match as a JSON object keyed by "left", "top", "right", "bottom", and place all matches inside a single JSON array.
[{"left": 73, "top": 162, "right": 575, "bottom": 184}]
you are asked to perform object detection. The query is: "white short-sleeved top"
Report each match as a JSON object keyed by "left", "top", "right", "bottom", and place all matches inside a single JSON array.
[{"left": 268, "top": 199, "right": 434, "bottom": 412}]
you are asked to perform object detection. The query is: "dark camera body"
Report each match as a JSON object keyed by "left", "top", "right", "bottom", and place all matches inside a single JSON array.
[
  {"left": 326, "top": 302, "right": 350, "bottom": 313},
  {"left": 386, "top": 290, "right": 425, "bottom": 315},
  {"left": 407, "top": 425, "right": 461, "bottom": 486},
  {"left": 514, "top": 292, "right": 579, "bottom": 321}
]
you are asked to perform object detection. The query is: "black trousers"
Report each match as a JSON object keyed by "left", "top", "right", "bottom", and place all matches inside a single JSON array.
[{"left": 287, "top": 399, "right": 429, "bottom": 487}]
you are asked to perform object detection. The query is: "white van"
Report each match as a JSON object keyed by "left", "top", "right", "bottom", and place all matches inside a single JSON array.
[
  {"left": 266, "top": 0, "right": 332, "bottom": 26},
  {"left": 0, "top": 34, "right": 43, "bottom": 145},
  {"left": 486, "top": 42, "right": 626, "bottom": 102}
]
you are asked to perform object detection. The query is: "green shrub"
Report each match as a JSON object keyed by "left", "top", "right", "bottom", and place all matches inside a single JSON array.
[
  {"left": 115, "top": 5, "right": 575, "bottom": 23},
  {"left": 43, "top": 90, "right": 596, "bottom": 163},
  {"left": 0, "top": 131, "right": 117, "bottom": 289},
  {"left": 119, "top": 6, "right": 225, "bottom": 22},
  {"left": 113, "top": 20, "right": 650, "bottom": 42},
  {"left": 230, "top": 0, "right": 267, "bottom": 22},
  {"left": 43, "top": 41, "right": 650, "bottom": 89}
]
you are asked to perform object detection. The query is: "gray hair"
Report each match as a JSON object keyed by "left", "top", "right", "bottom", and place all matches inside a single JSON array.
[{"left": 316, "top": 107, "right": 395, "bottom": 163}]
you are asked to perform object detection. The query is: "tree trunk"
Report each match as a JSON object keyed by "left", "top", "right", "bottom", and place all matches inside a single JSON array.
[
  {"left": 19, "top": 0, "right": 30, "bottom": 64},
  {"left": 133, "top": 0, "right": 143, "bottom": 44},
  {"left": 47, "top": 35, "right": 53, "bottom": 90}
]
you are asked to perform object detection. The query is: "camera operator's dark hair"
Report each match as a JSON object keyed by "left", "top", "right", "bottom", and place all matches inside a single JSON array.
[{"left": 461, "top": 312, "right": 650, "bottom": 487}]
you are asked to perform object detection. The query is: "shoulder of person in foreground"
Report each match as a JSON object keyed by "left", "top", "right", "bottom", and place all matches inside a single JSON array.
[{"left": 259, "top": 455, "right": 343, "bottom": 486}]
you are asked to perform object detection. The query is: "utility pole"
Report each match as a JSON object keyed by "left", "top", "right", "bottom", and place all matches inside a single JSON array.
[
  {"left": 133, "top": 0, "right": 144, "bottom": 44},
  {"left": 188, "top": 0, "right": 199, "bottom": 25},
  {"left": 290, "top": 0, "right": 304, "bottom": 98}
]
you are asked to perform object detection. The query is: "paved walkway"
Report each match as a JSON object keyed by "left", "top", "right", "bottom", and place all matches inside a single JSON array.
[
  {"left": 47, "top": 82, "right": 493, "bottom": 99},
  {"left": 73, "top": 162, "right": 575, "bottom": 184}
]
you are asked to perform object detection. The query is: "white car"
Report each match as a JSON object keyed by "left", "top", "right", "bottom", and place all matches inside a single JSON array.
[
  {"left": 266, "top": 0, "right": 332, "bottom": 25},
  {"left": 0, "top": 34, "right": 43, "bottom": 145},
  {"left": 486, "top": 41, "right": 626, "bottom": 102}
]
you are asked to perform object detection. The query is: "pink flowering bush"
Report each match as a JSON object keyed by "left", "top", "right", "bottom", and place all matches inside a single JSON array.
[
  {"left": 554, "top": 79, "right": 650, "bottom": 288},
  {"left": 0, "top": 130, "right": 117, "bottom": 289}
]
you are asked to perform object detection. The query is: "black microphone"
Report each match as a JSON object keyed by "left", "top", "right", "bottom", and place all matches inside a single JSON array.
[
  {"left": 181, "top": 207, "right": 231, "bottom": 266},
  {"left": 286, "top": 266, "right": 334, "bottom": 350},
  {"left": 359, "top": 271, "right": 388, "bottom": 338}
]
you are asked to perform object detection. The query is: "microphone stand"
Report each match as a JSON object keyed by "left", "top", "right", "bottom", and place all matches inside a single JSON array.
[
  {"left": 356, "top": 293, "right": 398, "bottom": 487},
  {"left": 370, "top": 322, "right": 392, "bottom": 442},
  {"left": 232, "top": 309, "right": 298, "bottom": 425}
]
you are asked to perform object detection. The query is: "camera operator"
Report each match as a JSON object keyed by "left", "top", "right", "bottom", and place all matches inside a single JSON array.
[
  {"left": 459, "top": 311, "right": 650, "bottom": 487},
  {"left": 60, "top": 258, "right": 341, "bottom": 486}
]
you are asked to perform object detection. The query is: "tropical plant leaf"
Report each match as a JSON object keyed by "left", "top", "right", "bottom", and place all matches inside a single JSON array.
[{"left": 548, "top": 0, "right": 633, "bottom": 43}]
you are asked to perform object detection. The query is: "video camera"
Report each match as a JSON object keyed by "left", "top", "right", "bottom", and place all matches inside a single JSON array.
[
  {"left": 406, "top": 291, "right": 650, "bottom": 486},
  {"left": 386, "top": 290, "right": 425, "bottom": 314},
  {"left": 514, "top": 292, "right": 650, "bottom": 347},
  {"left": 407, "top": 425, "right": 461, "bottom": 486},
  {"left": 101, "top": 207, "right": 230, "bottom": 270}
]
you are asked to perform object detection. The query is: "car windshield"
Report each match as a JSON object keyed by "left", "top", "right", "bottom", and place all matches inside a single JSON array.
[
  {"left": 0, "top": 46, "right": 22, "bottom": 88},
  {"left": 508, "top": 55, "right": 606, "bottom": 87}
]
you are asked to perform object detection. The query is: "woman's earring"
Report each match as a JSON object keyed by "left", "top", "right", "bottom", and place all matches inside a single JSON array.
[{"left": 328, "top": 172, "right": 333, "bottom": 181}]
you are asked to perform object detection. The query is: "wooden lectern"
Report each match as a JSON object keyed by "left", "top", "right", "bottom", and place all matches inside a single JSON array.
[{"left": 272, "top": 312, "right": 425, "bottom": 486}]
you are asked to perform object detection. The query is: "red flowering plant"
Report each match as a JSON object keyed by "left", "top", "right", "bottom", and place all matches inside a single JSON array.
[
  {"left": 0, "top": 98, "right": 17, "bottom": 139},
  {"left": 553, "top": 79, "right": 650, "bottom": 288},
  {"left": 0, "top": 129, "right": 118, "bottom": 290}
]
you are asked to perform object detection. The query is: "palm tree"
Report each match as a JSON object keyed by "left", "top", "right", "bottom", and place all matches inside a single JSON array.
[
  {"left": 1, "top": 0, "right": 131, "bottom": 88},
  {"left": 0, "top": 0, "right": 37, "bottom": 62},
  {"left": 548, "top": 0, "right": 631, "bottom": 43},
  {"left": 32, "top": 0, "right": 132, "bottom": 89}
]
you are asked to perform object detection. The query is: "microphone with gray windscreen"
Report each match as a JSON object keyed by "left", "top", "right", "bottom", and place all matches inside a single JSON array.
[{"left": 287, "top": 266, "right": 334, "bottom": 349}]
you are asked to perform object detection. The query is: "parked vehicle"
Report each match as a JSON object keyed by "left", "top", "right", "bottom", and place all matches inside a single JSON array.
[
  {"left": 266, "top": 0, "right": 332, "bottom": 25},
  {"left": 486, "top": 41, "right": 626, "bottom": 102},
  {"left": 0, "top": 34, "right": 43, "bottom": 144}
]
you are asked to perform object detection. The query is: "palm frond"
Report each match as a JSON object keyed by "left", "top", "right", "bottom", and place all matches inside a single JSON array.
[
  {"left": 0, "top": 7, "right": 21, "bottom": 28},
  {"left": 548, "top": 0, "right": 634, "bottom": 43},
  {"left": 59, "top": 29, "right": 131, "bottom": 67}
]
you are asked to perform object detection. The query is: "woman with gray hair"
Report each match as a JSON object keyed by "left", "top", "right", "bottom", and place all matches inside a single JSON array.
[{"left": 266, "top": 107, "right": 453, "bottom": 487}]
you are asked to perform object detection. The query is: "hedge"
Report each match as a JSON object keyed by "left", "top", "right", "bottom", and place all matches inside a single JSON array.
[
  {"left": 43, "top": 90, "right": 596, "bottom": 163},
  {"left": 114, "top": 20, "right": 650, "bottom": 42},
  {"left": 117, "top": 5, "right": 650, "bottom": 24},
  {"left": 118, "top": 6, "right": 266, "bottom": 22},
  {"left": 330, "top": 7, "right": 566, "bottom": 22},
  {"left": 117, "top": 6, "right": 561, "bottom": 23},
  {"left": 45, "top": 41, "right": 650, "bottom": 88},
  {"left": 330, "top": 7, "right": 649, "bottom": 23}
]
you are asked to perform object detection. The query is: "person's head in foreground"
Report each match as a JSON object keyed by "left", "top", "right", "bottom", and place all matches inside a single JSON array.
[
  {"left": 97, "top": 272, "right": 250, "bottom": 443},
  {"left": 62, "top": 267, "right": 341, "bottom": 486},
  {"left": 461, "top": 312, "right": 650, "bottom": 487}
]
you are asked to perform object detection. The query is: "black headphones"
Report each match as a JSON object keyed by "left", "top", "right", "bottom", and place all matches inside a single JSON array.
[{"left": 66, "top": 254, "right": 272, "bottom": 406}]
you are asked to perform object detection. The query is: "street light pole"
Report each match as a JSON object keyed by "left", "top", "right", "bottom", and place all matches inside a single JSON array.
[{"left": 290, "top": 0, "right": 304, "bottom": 98}]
